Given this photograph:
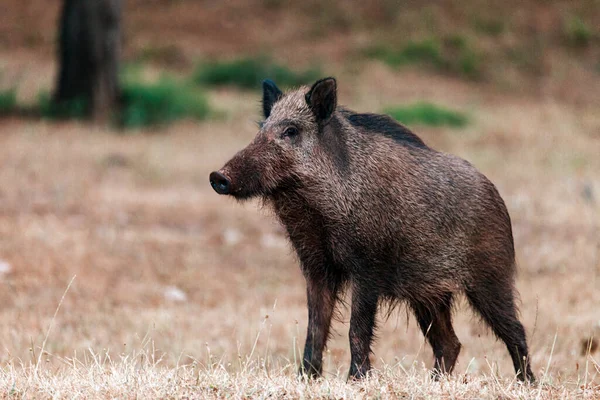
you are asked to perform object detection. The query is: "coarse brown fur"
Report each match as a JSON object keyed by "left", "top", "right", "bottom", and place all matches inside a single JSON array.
[{"left": 209, "top": 78, "right": 535, "bottom": 382}]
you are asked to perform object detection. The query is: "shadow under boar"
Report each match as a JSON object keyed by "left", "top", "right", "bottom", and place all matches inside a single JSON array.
[{"left": 209, "top": 77, "right": 535, "bottom": 382}]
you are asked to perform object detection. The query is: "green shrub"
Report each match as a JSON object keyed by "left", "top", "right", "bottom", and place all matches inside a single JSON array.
[
  {"left": 38, "top": 92, "right": 88, "bottom": 120},
  {"left": 365, "top": 39, "right": 441, "bottom": 68},
  {"left": 0, "top": 89, "right": 17, "bottom": 114},
  {"left": 384, "top": 102, "right": 468, "bottom": 128},
  {"left": 193, "top": 56, "right": 321, "bottom": 89},
  {"left": 456, "top": 49, "right": 480, "bottom": 78},
  {"left": 119, "top": 78, "right": 210, "bottom": 128},
  {"left": 38, "top": 75, "right": 210, "bottom": 129},
  {"left": 442, "top": 35, "right": 482, "bottom": 79},
  {"left": 365, "top": 36, "right": 482, "bottom": 80},
  {"left": 563, "top": 15, "right": 593, "bottom": 47}
]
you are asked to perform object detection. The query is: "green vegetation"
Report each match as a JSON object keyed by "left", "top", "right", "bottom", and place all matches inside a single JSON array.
[
  {"left": 0, "top": 89, "right": 17, "bottom": 115},
  {"left": 444, "top": 35, "right": 481, "bottom": 79},
  {"left": 365, "top": 36, "right": 483, "bottom": 80},
  {"left": 365, "top": 39, "right": 441, "bottom": 68},
  {"left": 193, "top": 56, "right": 321, "bottom": 89},
  {"left": 563, "top": 15, "right": 593, "bottom": 47},
  {"left": 384, "top": 102, "right": 468, "bottom": 128},
  {"left": 38, "top": 92, "right": 88, "bottom": 120},
  {"left": 119, "top": 78, "right": 209, "bottom": 128},
  {"left": 39, "top": 67, "right": 210, "bottom": 129}
]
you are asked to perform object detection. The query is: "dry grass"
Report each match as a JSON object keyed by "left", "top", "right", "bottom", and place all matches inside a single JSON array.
[
  {"left": 1, "top": 346, "right": 598, "bottom": 399},
  {"left": 0, "top": 2, "right": 599, "bottom": 398},
  {"left": 0, "top": 68, "right": 599, "bottom": 397}
]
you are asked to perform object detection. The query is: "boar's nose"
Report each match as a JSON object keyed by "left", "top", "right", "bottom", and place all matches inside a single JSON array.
[{"left": 209, "top": 171, "right": 231, "bottom": 195}]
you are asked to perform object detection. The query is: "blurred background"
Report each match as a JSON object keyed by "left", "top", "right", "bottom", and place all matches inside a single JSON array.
[{"left": 0, "top": 0, "right": 598, "bottom": 380}]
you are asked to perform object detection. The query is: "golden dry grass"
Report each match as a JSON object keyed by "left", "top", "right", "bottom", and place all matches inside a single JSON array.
[
  {"left": 1, "top": 1, "right": 600, "bottom": 397},
  {"left": 0, "top": 64, "right": 599, "bottom": 397},
  {"left": 1, "top": 350, "right": 598, "bottom": 399}
]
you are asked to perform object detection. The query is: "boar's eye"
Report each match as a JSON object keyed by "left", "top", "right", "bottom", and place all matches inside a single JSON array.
[{"left": 281, "top": 126, "right": 299, "bottom": 140}]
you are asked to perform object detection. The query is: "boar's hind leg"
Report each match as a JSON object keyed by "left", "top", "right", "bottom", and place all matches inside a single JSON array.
[
  {"left": 411, "top": 293, "right": 461, "bottom": 378},
  {"left": 348, "top": 285, "right": 378, "bottom": 380},
  {"left": 466, "top": 283, "right": 535, "bottom": 382},
  {"left": 300, "top": 275, "right": 341, "bottom": 379}
]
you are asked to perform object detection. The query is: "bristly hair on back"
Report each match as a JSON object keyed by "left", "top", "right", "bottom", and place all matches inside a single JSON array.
[{"left": 338, "top": 108, "right": 428, "bottom": 149}]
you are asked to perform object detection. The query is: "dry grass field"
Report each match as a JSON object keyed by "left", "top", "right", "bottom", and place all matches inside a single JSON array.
[{"left": 1, "top": 1, "right": 600, "bottom": 398}]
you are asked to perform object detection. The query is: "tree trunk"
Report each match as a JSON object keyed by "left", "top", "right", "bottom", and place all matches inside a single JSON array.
[{"left": 53, "top": 0, "right": 122, "bottom": 122}]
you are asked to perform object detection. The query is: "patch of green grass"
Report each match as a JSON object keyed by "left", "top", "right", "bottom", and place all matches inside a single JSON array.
[
  {"left": 0, "top": 89, "right": 17, "bottom": 114},
  {"left": 365, "top": 39, "right": 441, "bottom": 68},
  {"left": 119, "top": 78, "right": 210, "bottom": 129},
  {"left": 364, "top": 36, "right": 483, "bottom": 80},
  {"left": 38, "top": 68, "right": 211, "bottom": 129},
  {"left": 193, "top": 56, "right": 321, "bottom": 89},
  {"left": 384, "top": 102, "right": 468, "bottom": 128},
  {"left": 38, "top": 92, "right": 88, "bottom": 120},
  {"left": 563, "top": 15, "right": 593, "bottom": 47},
  {"left": 443, "top": 35, "right": 482, "bottom": 79}
]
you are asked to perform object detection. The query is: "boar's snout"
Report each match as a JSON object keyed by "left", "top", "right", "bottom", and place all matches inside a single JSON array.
[{"left": 209, "top": 171, "right": 231, "bottom": 195}]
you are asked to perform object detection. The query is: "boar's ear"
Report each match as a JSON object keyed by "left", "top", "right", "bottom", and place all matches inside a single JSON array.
[
  {"left": 306, "top": 77, "right": 337, "bottom": 122},
  {"left": 262, "top": 79, "right": 283, "bottom": 119}
]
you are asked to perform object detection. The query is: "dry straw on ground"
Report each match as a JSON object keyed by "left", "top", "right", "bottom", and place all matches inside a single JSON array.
[
  {"left": 0, "top": 333, "right": 598, "bottom": 399},
  {"left": 0, "top": 81, "right": 598, "bottom": 397},
  {"left": 1, "top": 3, "right": 599, "bottom": 394}
]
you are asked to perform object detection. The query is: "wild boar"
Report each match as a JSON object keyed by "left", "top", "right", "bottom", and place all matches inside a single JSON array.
[{"left": 209, "top": 77, "right": 535, "bottom": 382}]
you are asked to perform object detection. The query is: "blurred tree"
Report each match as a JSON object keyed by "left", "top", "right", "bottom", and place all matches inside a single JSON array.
[{"left": 53, "top": 0, "right": 122, "bottom": 122}]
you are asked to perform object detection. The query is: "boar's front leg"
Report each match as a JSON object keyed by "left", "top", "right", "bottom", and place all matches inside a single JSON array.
[
  {"left": 300, "top": 273, "right": 341, "bottom": 379},
  {"left": 348, "top": 284, "right": 378, "bottom": 380}
]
